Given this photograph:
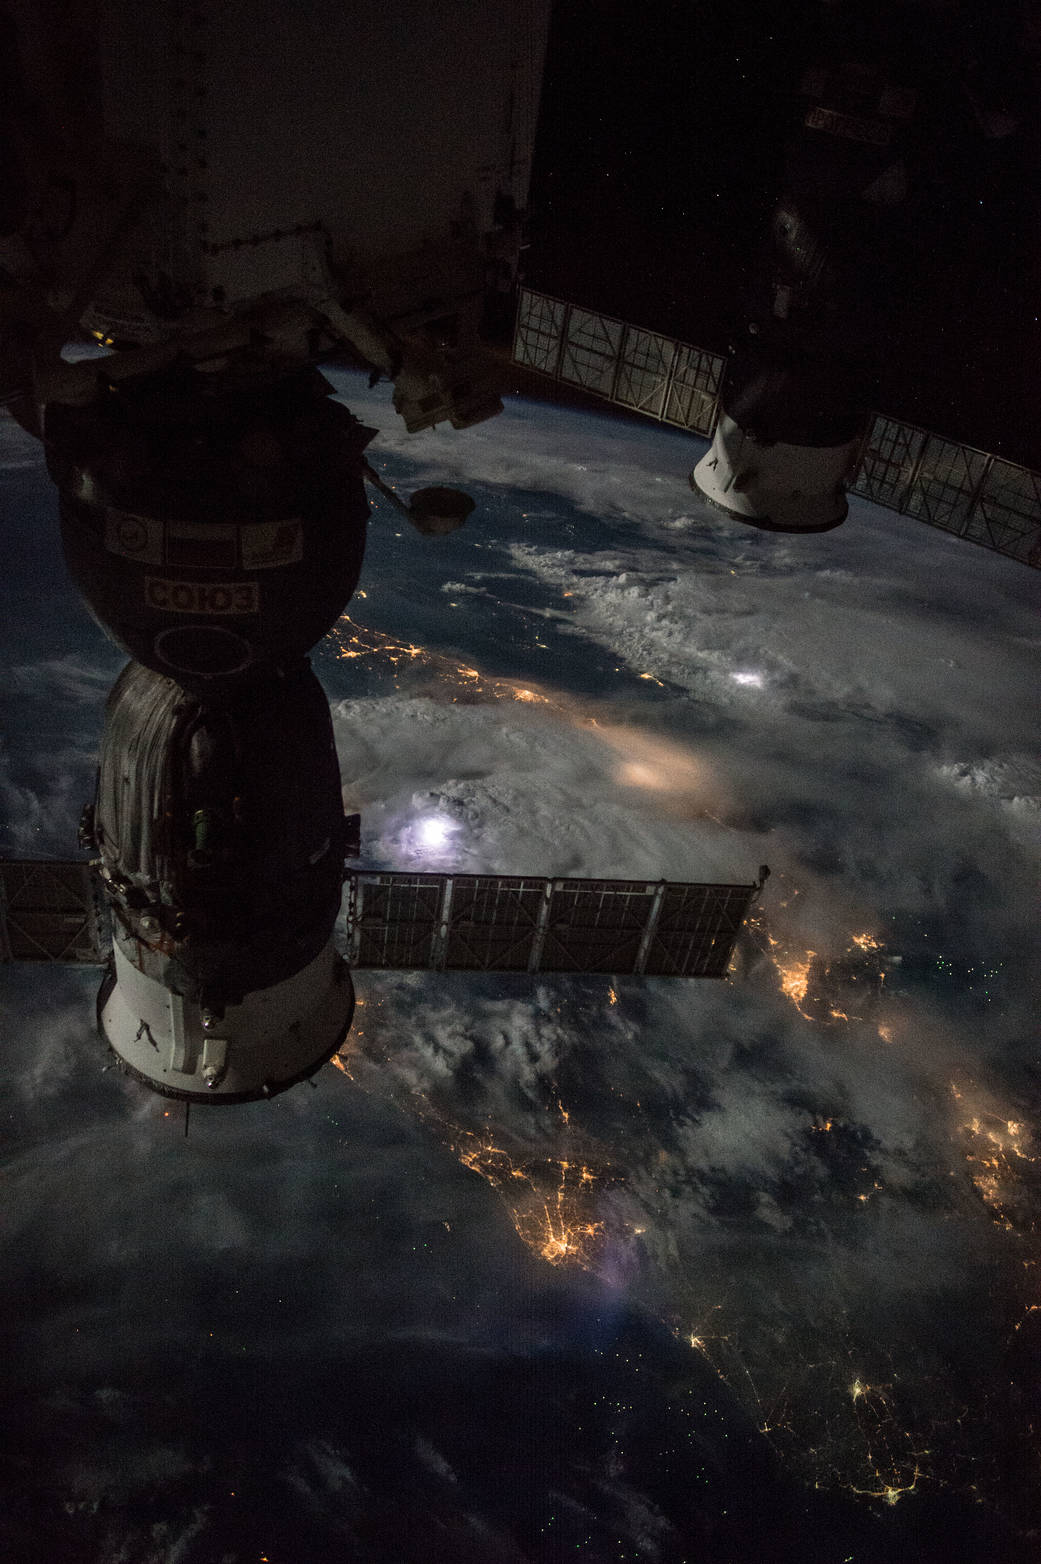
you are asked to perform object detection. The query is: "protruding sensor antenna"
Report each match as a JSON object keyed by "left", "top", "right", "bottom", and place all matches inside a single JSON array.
[{"left": 362, "top": 462, "right": 476, "bottom": 536}]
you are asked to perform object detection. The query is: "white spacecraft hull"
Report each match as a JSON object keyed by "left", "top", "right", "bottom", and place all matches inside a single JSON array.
[
  {"left": 99, "top": 936, "right": 354, "bottom": 1102},
  {"left": 693, "top": 413, "right": 858, "bottom": 533}
]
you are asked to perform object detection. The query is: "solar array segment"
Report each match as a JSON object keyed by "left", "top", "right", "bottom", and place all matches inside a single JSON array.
[
  {"left": 0, "top": 863, "right": 758, "bottom": 980},
  {"left": 0, "top": 860, "right": 106, "bottom": 964},
  {"left": 343, "top": 872, "right": 757, "bottom": 978}
]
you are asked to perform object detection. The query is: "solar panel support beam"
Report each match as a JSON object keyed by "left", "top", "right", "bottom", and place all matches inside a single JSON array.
[
  {"left": 526, "top": 880, "right": 555, "bottom": 974},
  {"left": 659, "top": 339, "right": 681, "bottom": 424},
  {"left": 431, "top": 876, "right": 455, "bottom": 972},
  {"left": 963, "top": 451, "right": 995, "bottom": 537},
  {"left": 900, "top": 430, "right": 929, "bottom": 512},
  {"left": 554, "top": 302, "right": 572, "bottom": 381},
  {"left": 343, "top": 874, "right": 362, "bottom": 966},
  {"left": 0, "top": 873, "right": 12, "bottom": 963},
  {"left": 632, "top": 880, "right": 667, "bottom": 976},
  {"left": 608, "top": 322, "right": 628, "bottom": 405}
]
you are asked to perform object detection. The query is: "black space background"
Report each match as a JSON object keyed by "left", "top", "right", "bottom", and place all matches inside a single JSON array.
[{"left": 521, "top": 0, "right": 1041, "bottom": 469}]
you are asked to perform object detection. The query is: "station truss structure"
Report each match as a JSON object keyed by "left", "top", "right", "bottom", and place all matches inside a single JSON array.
[
  {"left": 0, "top": 860, "right": 758, "bottom": 982},
  {"left": 512, "top": 288, "right": 1041, "bottom": 570}
]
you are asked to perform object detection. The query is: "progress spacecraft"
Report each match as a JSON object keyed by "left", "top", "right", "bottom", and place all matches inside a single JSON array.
[{"left": 691, "top": 6, "right": 919, "bottom": 533}]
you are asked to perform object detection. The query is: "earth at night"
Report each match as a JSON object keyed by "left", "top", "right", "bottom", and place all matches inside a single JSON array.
[{"left": 1, "top": 367, "right": 1039, "bottom": 1563}]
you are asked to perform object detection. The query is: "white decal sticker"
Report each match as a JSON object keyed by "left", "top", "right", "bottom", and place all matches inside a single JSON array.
[
  {"left": 241, "top": 519, "right": 304, "bottom": 569},
  {"left": 105, "top": 509, "right": 164, "bottom": 564}
]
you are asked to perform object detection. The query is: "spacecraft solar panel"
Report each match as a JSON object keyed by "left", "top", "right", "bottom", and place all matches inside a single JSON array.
[
  {"left": 0, "top": 862, "right": 756, "bottom": 980},
  {"left": 348, "top": 873, "right": 444, "bottom": 970},
  {"left": 442, "top": 876, "right": 547, "bottom": 971},
  {"left": 646, "top": 882, "right": 753, "bottom": 976},
  {"left": 513, "top": 288, "right": 725, "bottom": 438},
  {"left": 344, "top": 872, "right": 756, "bottom": 978},
  {"left": 0, "top": 860, "right": 105, "bottom": 964},
  {"left": 539, "top": 879, "right": 655, "bottom": 974}
]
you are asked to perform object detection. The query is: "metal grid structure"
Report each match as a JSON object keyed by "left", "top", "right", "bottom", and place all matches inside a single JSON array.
[
  {"left": 512, "top": 290, "right": 569, "bottom": 378},
  {"left": 513, "top": 288, "right": 724, "bottom": 437},
  {"left": 558, "top": 307, "right": 626, "bottom": 399},
  {"left": 343, "top": 871, "right": 756, "bottom": 978},
  {"left": 662, "top": 344, "right": 726, "bottom": 435},
  {"left": 0, "top": 860, "right": 107, "bottom": 964},
  {"left": 851, "top": 416, "right": 1041, "bottom": 565},
  {"left": 513, "top": 287, "right": 1041, "bottom": 569}
]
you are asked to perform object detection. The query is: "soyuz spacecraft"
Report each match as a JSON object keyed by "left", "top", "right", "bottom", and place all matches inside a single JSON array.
[
  {"left": 1, "top": 1, "right": 946, "bottom": 1104},
  {"left": 0, "top": 0, "right": 560, "bottom": 1101}
]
